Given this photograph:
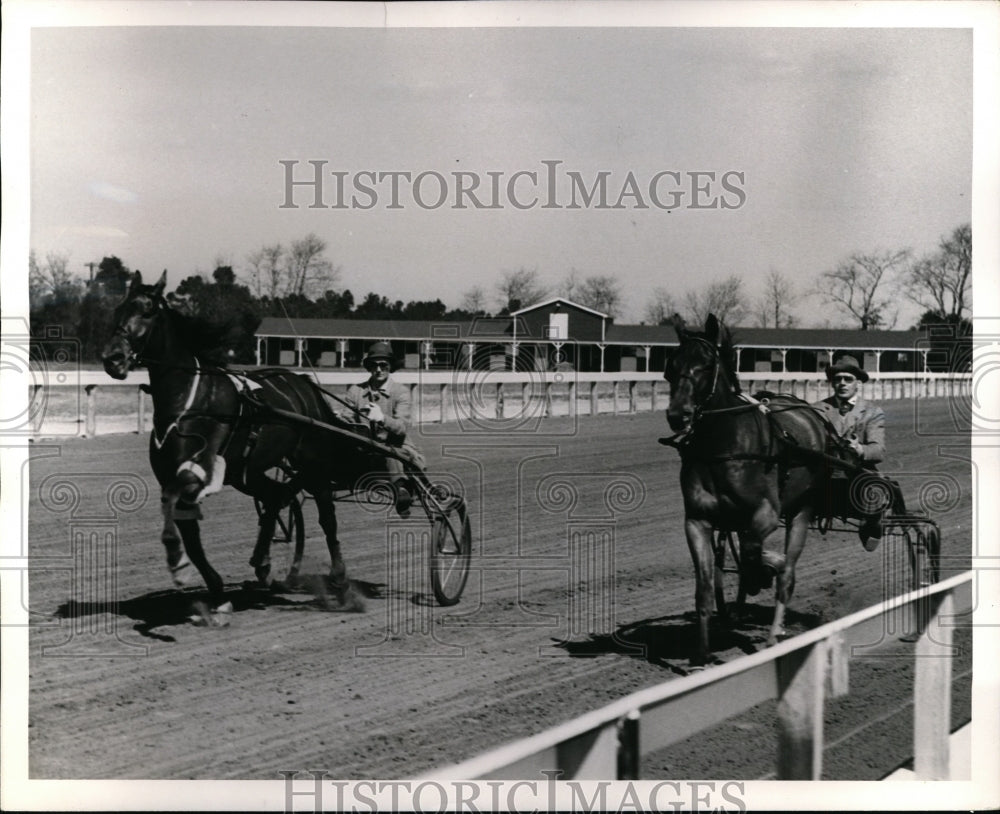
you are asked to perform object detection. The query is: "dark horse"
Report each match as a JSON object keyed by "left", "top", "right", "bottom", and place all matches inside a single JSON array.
[
  {"left": 664, "top": 314, "right": 843, "bottom": 665},
  {"left": 102, "top": 271, "right": 367, "bottom": 621}
]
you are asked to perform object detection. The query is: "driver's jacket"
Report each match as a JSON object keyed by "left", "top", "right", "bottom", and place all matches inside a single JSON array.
[
  {"left": 343, "top": 377, "right": 411, "bottom": 444},
  {"left": 810, "top": 396, "right": 885, "bottom": 466}
]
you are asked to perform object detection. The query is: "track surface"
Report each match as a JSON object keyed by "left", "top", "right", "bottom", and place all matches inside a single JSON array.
[{"left": 27, "top": 400, "right": 972, "bottom": 779}]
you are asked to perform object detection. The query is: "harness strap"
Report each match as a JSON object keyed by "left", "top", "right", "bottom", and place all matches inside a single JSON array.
[{"left": 152, "top": 362, "right": 202, "bottom": 449}]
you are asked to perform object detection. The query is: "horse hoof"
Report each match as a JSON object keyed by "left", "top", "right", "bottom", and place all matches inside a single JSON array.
[
  {"left": 169, "top": 556, "right": 196, "bottom": 588},
  {"left": 766, "top": 628, "right": 787, "bottom": 647},
  {"left": 324, "top": 580, "right": 366, "bottom": 613},
  {"left": 255, "top": 565, "right": 272, "bottom": 586}
]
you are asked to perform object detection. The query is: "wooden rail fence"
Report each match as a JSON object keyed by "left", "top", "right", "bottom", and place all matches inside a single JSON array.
[
  {"left": 26, "top": 371, "right": 973, "bottom": 438},
  {"left": 414, "top": 571, "right": 972, "bottom": 781}
]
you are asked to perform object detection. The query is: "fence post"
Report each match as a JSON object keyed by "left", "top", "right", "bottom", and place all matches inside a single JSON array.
[
  {"left": 914, "top": 590, "right": 955, "bottom": 779},
  {"left": 617, "top": 710, "right": 641, "bottom": 780},
  {"left": 439, "top": 383, "right": 448, "bottom": 423},
  {"left": 776, "top": 641, "right": 827, "bottom": 779},
  {"left": 496, "top": 383, "right": 504, "bottom": 420},
  {"left": 628, "top": 381, "right": 637, "bottom": 414},
  {"left": 545, "top": 382, "right": 554, "bottom": 418},
  {"left": 84, "top": 384, "right": 98, "bottom": 438},
  {"left": 590, "top": 382, "right": 599, "bottom": 416},
  {"left": 31, "top": 385, "right": 45, "bottom": 434},
  {"left": 611, "top": 382, "right": 619, "bottom": 416},
  {"left": 522, "top": 382, "right": 531, "bottom": 416},
  {"left": 651, "top": 381, "right": 658, "bottom": 413},
  {"left": 568, "top": 381, "right": 577, "bottom": 419},
  {"left": 136, "top": 386, "right": 146, "bottom": 433}
]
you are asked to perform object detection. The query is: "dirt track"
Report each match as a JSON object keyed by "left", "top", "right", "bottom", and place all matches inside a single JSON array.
[{"left": 27, "top": 400, "right": 972, "bottom": 779}]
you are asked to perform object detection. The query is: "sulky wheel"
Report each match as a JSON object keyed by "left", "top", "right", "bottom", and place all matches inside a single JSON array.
[
  {"left": 253, "top": 493, "right": 306, "bottom": 587},
  {"left": 429, "top": 496, "right": 472, "bottom": 606}
]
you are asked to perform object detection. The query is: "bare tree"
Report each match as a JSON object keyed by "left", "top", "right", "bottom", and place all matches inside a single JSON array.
[
  {"left": 903, "top": 223, "right": 971, "bottom": 320},
  {"left": 556, "top": 269, "right": 582, "bottom": 301},
  {"left": 286, "top": 233, "right": 339, "bottom": 299},
  {"left": 29, "top": 251, "right": 79, "bottom": 310},
  {"left": 246, "top": 243, "right": 285, "bottom": 298},
  {"left": 753, "top": 269, "right": 799, "bottom": 328},
  {"left": 819, "top": 249, "right": 909, "bottom": 330},
  {"left": 684, "top": 275, "right": 747, "bottom": 326},
  {"left": 576, "top": 275, "right": 623, "bottom": 318},
  {"left": 460, "top": 285, "right": 488, "bottom": 314},
  {"left": 496, "top": 268, "right": 547, "bottom": 312},
  {"left": 643, "top": 286, "right": 678, "bottom": 325}
]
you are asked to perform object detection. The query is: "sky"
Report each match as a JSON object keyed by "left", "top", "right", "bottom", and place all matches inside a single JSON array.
[{"left": 24, "top": 8, "right": 976, "bottom": 328}]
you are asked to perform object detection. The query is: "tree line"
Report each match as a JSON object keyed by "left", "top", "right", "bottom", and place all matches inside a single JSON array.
[{"left": 29, "top": 224, "right": 971, "bottom": 365}]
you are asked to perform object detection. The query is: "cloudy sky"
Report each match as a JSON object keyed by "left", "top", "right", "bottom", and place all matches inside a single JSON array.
[{"left": 23, "top": 5, "right": 978, "bottom": 326}]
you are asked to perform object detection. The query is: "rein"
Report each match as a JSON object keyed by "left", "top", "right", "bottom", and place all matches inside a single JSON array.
[{"left": 664, "top": 336, "right": 861, "bottom": 474}]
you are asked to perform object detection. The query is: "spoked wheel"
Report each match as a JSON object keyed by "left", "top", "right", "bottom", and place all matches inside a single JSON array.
[
  {"left": 890, "top": 515, "right": 941, "bottom": 591},
  {"left": 428, "top": 496, "right": 472, "bottom": 606},
  {"left": 252, "top": 494, "right": 306, "bottom": 587}
]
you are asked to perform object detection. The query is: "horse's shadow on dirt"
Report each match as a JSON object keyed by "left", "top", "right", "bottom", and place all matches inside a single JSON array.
[
  {"left": 52, "top": 574, "right": 390, "bottom": 642},
  {"left": 554, "top": 604, "right": 825, "bottom": 671}
]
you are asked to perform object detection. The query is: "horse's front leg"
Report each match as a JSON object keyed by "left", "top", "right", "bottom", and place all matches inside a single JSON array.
[
  {"left": 768, "top": 506, "right": 810, "bottom": 646},
  {"left": 174, "top": 497, "right": 230, "bottom": 619},
  {"left": 685, "top": 516, "right": 717, "bottom": 666},
  {"left": 161, "top": 489, "right": 195, "bottom": 586},
  {"left": 314, "top": 487, "right": 365, "bottom": 612}
]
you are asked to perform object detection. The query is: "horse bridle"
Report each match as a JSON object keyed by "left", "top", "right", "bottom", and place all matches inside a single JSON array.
[
  {"left": 111, "top": 295, "right": 165, "bottom": 370},
  {"left": 673, "top": 335, "right": 723, "bottom": 420}
]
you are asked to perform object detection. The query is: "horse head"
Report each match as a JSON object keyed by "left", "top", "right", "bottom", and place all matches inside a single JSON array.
[
  {"left": 101, "top": 270, "right": 167, "bottom": 379},
  {"left": 664, "top": 313, "right": 734, "bottom": 432}
]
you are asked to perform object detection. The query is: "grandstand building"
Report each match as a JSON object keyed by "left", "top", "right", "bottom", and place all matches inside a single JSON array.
[{"left": 255, "top": 297, "right": 946, "bottom": 375}]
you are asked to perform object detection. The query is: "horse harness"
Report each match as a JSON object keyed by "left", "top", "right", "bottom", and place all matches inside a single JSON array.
[{"left": 661, "top": 336, "right": 860, "bottom": 474}]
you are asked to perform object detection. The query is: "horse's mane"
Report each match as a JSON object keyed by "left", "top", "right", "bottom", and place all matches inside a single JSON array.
[{"left": 163, "top": 304, "right": 237, "bottom": 367}]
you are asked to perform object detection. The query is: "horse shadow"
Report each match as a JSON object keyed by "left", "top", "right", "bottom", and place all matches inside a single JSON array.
[
  {"left": 553, "top": 604, "right": 825, "bottom": 670},
  {"left": 52, "top": 574, "right": 391, "bottom": 642}
]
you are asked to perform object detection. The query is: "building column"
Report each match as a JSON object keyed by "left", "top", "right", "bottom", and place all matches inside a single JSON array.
[
  {"left": 510, "top": 341, "right": 520, "bottom": 372},
  {"left": 338, "top": 339, "right": 347, "bottom": 368},
  {"left": 735, "top": 347, "right": 742, "bottom": 371},
  {"left": 780, "top": 348, "right": 788, "bottom": 372},
  {"left": 598, "top": 344, "right": 606, "bottom": 373},
  {"left": 295, "top": 337, "right": 305, "bottom": 368},
  {"left": 466, "top": 342, "right": 475, "bottom": 372},
  {"left": 255, "top": 336, "right": 263, "bottom": 366},
  {"left": 423, "top": 341, "right": 433, "bottom": 371},
  {"left": 553, "top": 341, "right": 565, "bottom": 369},
  {"left": 921, "top": 348, "right": 930, "bottom": 374},
  {"left": 643, "top": 345, "right": 651, "bottom": 372},
  {"left": 874, "top": 349, "right": 883, "bottom": 373}
]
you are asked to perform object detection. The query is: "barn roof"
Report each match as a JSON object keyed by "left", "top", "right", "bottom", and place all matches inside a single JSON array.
[
  {"left": 510, "top": 297, "right": 608, "bottom": 319},
  {"left": 257, "top": 317, "right": 925, "bottom": 351}
]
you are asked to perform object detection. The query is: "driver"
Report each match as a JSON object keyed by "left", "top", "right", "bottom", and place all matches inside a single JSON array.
[
  {"left": 810, "top": 353, "right": 887, "bottom": 550},
  {"left": 341, "top": 342, "right": 423, "bottom": 517}
]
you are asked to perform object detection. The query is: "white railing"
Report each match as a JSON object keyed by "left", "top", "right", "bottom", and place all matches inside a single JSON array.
[
  {"left": 415, "top": 571, "right": 972, "bottom": 781},
  {"left": 25, "top": 370, "right": 972, "bottom": 438}
]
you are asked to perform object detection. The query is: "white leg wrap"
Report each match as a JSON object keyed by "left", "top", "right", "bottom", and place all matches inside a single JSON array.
[
  {"left": 177, "top": 460, "right": 207, "bottom": 483},
  {"left": 199, "top": 456, "right": 226, "bottom": 500}
]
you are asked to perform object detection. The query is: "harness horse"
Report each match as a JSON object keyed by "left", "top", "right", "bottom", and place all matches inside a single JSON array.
[
  {"left": 662, "top": 314, "right": 939, "bottom": 666},
  {"left": 101, "top": 271, "right": 471, "bottom": 623}
]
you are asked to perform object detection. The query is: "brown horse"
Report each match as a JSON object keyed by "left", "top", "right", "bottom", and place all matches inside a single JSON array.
[
  {"left": 101, "top": 271, "right": 369, "bottom": 622},
  {"left": 663, "top": 314, "right": 837, "bottom": 665}
]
